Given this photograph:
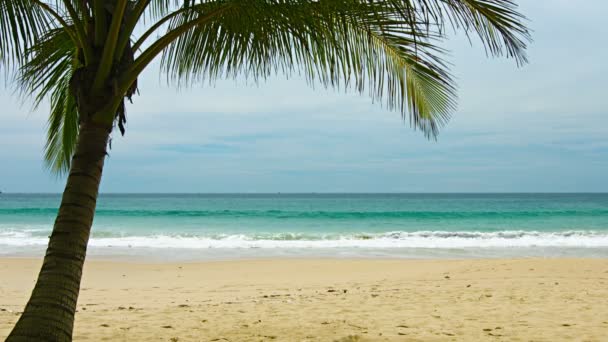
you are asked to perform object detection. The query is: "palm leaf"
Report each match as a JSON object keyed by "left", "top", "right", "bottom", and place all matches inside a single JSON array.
[
  {"left": 395, "top": 0, "right": 531, "bottom": 65},
  {"left": 150, "top": 0, "right": 529, "bottom": 136},
  {"left": 44, "top": 72, "right": 79, "bottom": 174},
  {"left": 0, "top": 0, "right": 51, "bottom": 68},
  {"left": 18, "top": 27, "right": 79, "bottom": 174},
  {"left": 159, "top": 0, "right": 460, "bottom": 136},
  {"left": 4, "top": 0, "right": 530, "bottom": 174}
]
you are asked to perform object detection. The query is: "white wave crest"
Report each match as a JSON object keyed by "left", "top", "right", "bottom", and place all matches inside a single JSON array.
[{"left": 2, "top": 230, "right": 608, "bottom": 249}]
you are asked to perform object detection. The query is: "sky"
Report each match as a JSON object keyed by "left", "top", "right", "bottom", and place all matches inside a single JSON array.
[{"left": 1, "top": 0, "right": 607, "bottom": 193}]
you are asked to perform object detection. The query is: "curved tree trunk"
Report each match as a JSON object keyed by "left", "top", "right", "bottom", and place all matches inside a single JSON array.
[{"left": 7, "top": 122, "right": 111, "bottom": 342}]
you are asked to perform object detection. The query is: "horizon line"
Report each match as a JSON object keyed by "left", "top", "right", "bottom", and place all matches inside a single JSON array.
[{"left": 2, "top": 192, "right": 608, "bottom": 195}]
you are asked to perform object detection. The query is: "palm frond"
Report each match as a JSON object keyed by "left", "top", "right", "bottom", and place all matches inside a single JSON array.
[
  {"left": 44, "top": 72, "right": 79, "bottom": 174},
  {"left": 450, "top": 0, "right": 531, "bottom": 64},
  {"left": 144, "top": 0, "right": 193, "bottom": 22},
  {"left": 159, "top": 0, "right": 459, "bottom": 136},
  {"left": 384, "top": 0, "right": 530, "bottom": 64},
  {"left": 4, "top": 0, "right": 530, "bottom": 175},
  {"left": 18, "top": 27, "right": 79, "bottom": 173},
  {"left": 0, "top": 0, "right": 51, "bottom": 68},
  {"left": 18, "top": 27, "right": 77, "bottom": 105}
]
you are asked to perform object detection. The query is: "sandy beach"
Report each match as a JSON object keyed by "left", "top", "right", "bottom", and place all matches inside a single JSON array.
[{"left": 1, "top": 258, "right": 607, "bottom": 341}]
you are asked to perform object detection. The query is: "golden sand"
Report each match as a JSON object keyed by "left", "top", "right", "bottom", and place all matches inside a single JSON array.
[{"left": 1, "top": 258, "right": 607, "bottom": 341}]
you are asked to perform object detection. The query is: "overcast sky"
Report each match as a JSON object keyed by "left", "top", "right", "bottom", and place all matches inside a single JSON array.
[{"left": 1, "top": 0, "right": 607, "bottom": 193}]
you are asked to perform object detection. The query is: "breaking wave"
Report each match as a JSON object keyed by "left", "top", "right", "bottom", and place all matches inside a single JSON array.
[{"left": 2, "top": 229, "right": 608, "bottom": 249}]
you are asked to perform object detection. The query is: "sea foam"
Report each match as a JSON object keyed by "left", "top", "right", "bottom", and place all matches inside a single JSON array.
[{"left": 2, "top": 229, "right": 608, "bottom": 249}]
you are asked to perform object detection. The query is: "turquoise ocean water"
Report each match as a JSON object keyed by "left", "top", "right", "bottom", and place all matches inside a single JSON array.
[{"left": 1, "top": 193, "right": 608, "bottom": 260}]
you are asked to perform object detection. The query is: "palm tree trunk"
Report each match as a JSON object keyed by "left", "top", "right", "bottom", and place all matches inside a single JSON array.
[{"left": 6, "top": 122, "right": 111, "bottom": 342}]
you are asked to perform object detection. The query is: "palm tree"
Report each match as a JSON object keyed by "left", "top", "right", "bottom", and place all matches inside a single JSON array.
[{"left": 2, "top": 0, "right": 529, "bottom": 340}]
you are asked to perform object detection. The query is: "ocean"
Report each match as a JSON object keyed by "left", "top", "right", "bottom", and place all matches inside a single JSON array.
[{"left": 1, "top": 193, "right": 608, "bottom": 260}]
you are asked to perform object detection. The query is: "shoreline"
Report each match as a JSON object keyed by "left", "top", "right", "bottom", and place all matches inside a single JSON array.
[
  {"left": 4, "top": 244, "right": 608, "bottom": 262},
  {"left": 2, "top": 258, "right": 607, "bottom": 341},
  {"left": 3, "top": 252, "right": 608, "bottom": 264}
]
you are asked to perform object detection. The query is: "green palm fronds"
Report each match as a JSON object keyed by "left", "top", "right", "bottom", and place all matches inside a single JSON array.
[
  {"left": 2, "top": 0, "right": 531, "bottom": 173},
  {"left": 0, "top": 0, "right": 51, "bottom": 67},
  {"left": 18, "top": 27, "right": 79, "bottom": 174}
]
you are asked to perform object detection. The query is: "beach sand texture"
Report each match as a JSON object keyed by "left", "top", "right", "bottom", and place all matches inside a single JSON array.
[{"left": 1, "top": 258, "right": 607, "bottom": 341}]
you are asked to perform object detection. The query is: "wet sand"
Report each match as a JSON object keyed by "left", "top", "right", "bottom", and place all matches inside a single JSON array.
[{"left": 1, "top": 258, "right": 607, "bottom": 341}]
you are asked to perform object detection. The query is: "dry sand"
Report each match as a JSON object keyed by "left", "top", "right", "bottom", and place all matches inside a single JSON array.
[{"left": 1, "top": 258, "right": 607, "bottom": 341}]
